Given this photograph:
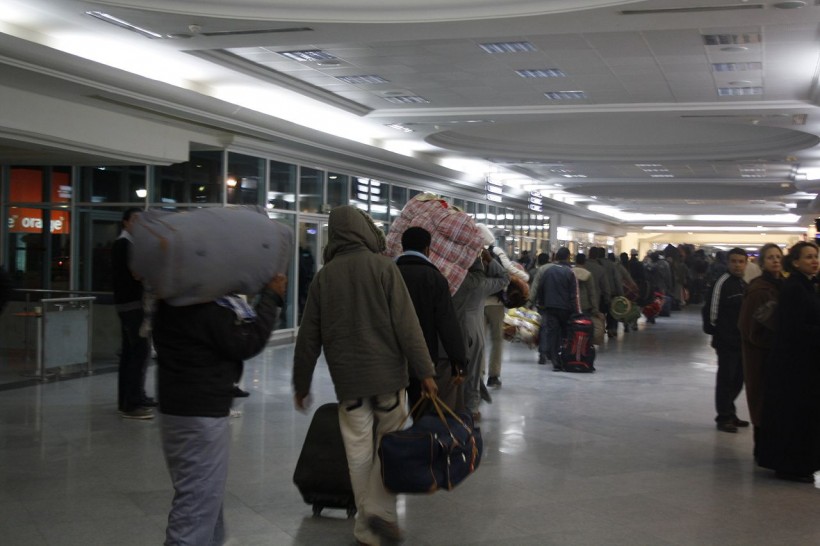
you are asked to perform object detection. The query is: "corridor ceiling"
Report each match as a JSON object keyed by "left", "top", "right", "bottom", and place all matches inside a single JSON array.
[{"left": 3, "top": 0, "right": 820, "bottom": 234}]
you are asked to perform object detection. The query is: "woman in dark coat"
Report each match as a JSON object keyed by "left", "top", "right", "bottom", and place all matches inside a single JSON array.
[
  {"left": 737, "top": 243, "right": 783, "bottom": 458},
  {"left": 757, "top": 241, "right": 820, "bottom": 482}
]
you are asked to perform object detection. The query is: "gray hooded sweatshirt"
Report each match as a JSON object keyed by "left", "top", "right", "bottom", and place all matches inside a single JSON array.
[{"left": 292, "top": 206, "right": 435, "bottom": 401}]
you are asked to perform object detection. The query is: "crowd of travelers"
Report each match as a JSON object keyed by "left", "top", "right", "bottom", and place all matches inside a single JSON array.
[{"left": 101, "top": 200, "right": 818, "bottom": 545}]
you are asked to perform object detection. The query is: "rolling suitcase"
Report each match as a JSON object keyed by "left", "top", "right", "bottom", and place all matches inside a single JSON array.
[
  {"left": 292, "top": 403, "right": 357, "bottom": 518},
  {"left": 559, "top": 313, "right": 596, "bottom": 373}
]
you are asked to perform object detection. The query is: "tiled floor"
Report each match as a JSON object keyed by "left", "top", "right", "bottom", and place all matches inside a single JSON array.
[{"left": 1, "top": 307, "right": 819, "bottom": 545}]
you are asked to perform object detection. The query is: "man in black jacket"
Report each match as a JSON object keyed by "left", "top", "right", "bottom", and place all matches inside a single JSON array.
[
  {"left": 153, "top": 273, "right": 286, "bottom": 546},
  {"left": 537, "top": 247, "right": 578, "bottom": 371},
  {"left": 111, "top": 207, "right": 154, "bottom": 419},
  {"left": 705, "top": 247, "right": 748, "bottom": 433},
  {"left": 395, "top": 227, "right": 467, "bottom": 410}
]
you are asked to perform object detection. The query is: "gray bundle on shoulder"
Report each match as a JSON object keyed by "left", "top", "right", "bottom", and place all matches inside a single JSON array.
[{"left": 129, "top": 206, "right": 293, "bottom": 306}]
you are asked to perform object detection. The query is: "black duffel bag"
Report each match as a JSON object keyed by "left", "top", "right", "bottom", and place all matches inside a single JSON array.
[{"left": 378, "top": 396, "right": 482, "bottom": 494}]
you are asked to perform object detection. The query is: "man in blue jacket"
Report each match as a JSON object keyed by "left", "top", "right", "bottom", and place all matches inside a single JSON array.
[{"left": 537, "top": 247, "right": 578, "bottom": 371}]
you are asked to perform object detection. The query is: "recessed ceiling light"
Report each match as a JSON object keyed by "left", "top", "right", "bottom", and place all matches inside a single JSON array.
[
  {"left": 335, "top": 75, "right": 389, "bottom": 84},
  {"left": 382, "top": 95, "right": 430, "bottom": 104},
  {"left": 720, "top": 46, "right": 749, "bottom": 52},
  {"left": 773, "top": 1, "right": 806, "bottom": 8},
  {"left": 703, "top": 33, "right": 761, "bottom": 46},
  {"left": 278, "top": 50, "right": 337, "bottom": 62},
  {"left": 712, "top": 62, "right": 762, "bottom": 72},
  {"left": 516, "top": 68, "right": 566, "bottom": 78},
  {"left": 544, "top": 91, "right": 586, "bottom": 100},
  {"left": 718, "top": 87, "right": 763, "bottom": 96},
  {"left": 728, "top": 80, "right": 753, "bottom": 86},
  {"left": 479, "top": 41, "right": 537, "bottom": 54},
  {"left": 385, "top": 123, "right": 414, "bottom": 133}
]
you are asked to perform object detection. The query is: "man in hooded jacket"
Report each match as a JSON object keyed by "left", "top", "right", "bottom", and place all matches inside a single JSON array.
[{"left": 293, "top": 205, "right": 437, "bottom": 546}]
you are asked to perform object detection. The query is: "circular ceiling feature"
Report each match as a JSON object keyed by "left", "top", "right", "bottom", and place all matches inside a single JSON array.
[
  {"left": 91, "top": 0, "right": 643, "bottom": 23},
  {"left": 424, "top": 116, "right": 820, "bottom": 162}
]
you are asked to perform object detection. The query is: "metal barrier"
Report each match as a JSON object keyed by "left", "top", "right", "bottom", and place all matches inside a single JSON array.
[{"left": 30, "top": 296, "right": 96, "bottom": 381}]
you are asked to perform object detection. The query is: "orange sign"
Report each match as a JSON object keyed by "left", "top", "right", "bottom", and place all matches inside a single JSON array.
[{"left": 8, "top": 169, "right": 71, "bottom": 234}]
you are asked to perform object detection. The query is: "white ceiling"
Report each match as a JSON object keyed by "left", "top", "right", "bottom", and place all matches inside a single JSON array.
[{"left": 3, "top": 0, "right": 820, "bottom": 233}]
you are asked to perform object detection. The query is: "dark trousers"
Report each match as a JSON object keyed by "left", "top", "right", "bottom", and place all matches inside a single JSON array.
[
  {"left": 118, "top": 309, "right": 150, "bottom": 412},
  {"left": 715, "top": 348, "right": 744, "bottom": 423},
  {"left": 602, "top": 300, "right": 618, "bottom": 332},
  {"left": 545, "top": 309, "right": 571, "bottom": 364}
]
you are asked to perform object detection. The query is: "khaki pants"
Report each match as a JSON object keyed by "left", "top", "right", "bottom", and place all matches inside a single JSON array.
[{"left": 338, "top": 390, "right": 407, "bottom": 545}]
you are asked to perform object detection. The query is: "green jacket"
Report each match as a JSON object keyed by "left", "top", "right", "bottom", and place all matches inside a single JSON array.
[{"left": 292, "top": 206, "right": 435, "bottom": 401}]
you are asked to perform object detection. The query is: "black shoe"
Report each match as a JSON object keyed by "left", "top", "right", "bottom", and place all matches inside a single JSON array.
[
  {"left": 479, "top": 382, "right": 492, "bottom": 403},
  {"left": 232, "top": 386, "right": 251, "bottom": 398},
  {"left": 733, "top": 417, "right": 750, "bottom": 428},
  {"left": 775, "top": 471, "right": 814, "bottom": 483},
  {"left": 716, "top": 421, "right": 738, "bottom": 433},
  {"left": 552, "top": 365, "right": 563, "bottom": 372},
  {"left": 538, "top": 354, "right": 547, "bottom": 365},
  {"left": 139, "top": 397, "right": 157, "bottom": 407},
  {"left": 367, "top": 515, "right": 404, "bottom": 544},
  {"left": 487, "top": 376, "right": 501, "bottom": 388}
]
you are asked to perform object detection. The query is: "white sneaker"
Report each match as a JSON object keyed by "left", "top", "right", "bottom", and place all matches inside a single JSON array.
[{"left": 229, "top": 409, "right": 242, "bottom": 418}]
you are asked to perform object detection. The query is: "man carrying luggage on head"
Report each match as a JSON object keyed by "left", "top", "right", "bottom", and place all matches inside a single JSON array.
[
  {"left": 395, "top": 227, "right": 467, "bottom": 411},
  {"left": 292, "top": 205, "right": 437, "bottom": 546}
]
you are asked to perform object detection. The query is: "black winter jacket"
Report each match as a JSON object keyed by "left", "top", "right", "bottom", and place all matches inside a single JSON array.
[
  {"left": 111, "top": 235, "right": 143, "bottom": 311},
  {"left": 706, "top": 272, "right": 746, "bottom": 351},
  {"left": 396, "top": 254, "right": 467, "bottom": 372},
  {"left": 154, "top": 287, "right": 282, "bottom": 417}
]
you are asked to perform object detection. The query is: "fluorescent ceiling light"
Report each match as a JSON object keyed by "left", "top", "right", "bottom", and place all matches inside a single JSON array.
[
  {"left": 643, "top": 226, "right": 805, "bottom": 232},
  {"left": 690, "top": 214, "right": 799, "bottom": 223},
  {"left": 382, "top": 95, "right": 429, "bottom": 104},
  {"left": 588, "top": 205, "right": 680, "bottom": 222},
  {"left": 516, "top": 69, "right": 566, "bottom": 78},
  {"left": 479, "top": 41, "right": 536, "bottom": 54},
  {"left": 85, "top": 11, "right": 164, "bottom": 39},
  {"left": 278, "top": 50, "right": 337, "bottom": 62},
  {"left": 336, "top": 75, "right": 389, "bottom": 84},
  {"left": 702, "top": 33, "right": 761, "bottom": 46},
  {"left": 544, "top": 91, "right": 587, "bottom": 100},
  {"left": 712, "top": 62, "right": 763, "bottom": 71},
  {"left": 718, "top": 87, "right": 763, "bottom": 96}
]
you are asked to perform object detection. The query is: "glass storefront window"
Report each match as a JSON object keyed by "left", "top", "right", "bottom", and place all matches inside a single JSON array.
[
  {"left": 299, "top": 167, "right": 323, "bottom": 213},
  {"left": 390, "top": 185, "right": 407, "bottom": 220},
  {"left": 350, "top": 176, "right": 369, "bottom": 210},
  {"left": 227, "top": 153, "right": 264, "bottom": 205},
  {"left": 327, "top": 173, "right": 349, "bottom": 210},
  {"left": 268, "top": 160, "right": 296, "bottom": 211},
  {"left": 154, "top": 150, "right": 223, "bottom": 205},
  {"left": 452, "top": 198, "right": 465, "bottom": 211},
  {"left": 368, "top": 180, "right": 388, "bottom": 224},
  {"left": 266, "top": 211, "right": 297, "bottom": 329},
  {"left": 6, "top": 167, "right": 72, "bottom": 289},
  {"left": 79, "top": 166, "right": 147, "bottom": 204}
]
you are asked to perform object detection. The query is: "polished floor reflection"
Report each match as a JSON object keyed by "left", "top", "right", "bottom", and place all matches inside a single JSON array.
[{"left": 1, "top": 307, "right": 818, "bottom": 545}]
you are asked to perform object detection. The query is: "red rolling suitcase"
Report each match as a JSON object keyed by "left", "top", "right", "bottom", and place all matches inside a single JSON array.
[{"left": 559, "top": 313, "right": 596, "bottom": 373}]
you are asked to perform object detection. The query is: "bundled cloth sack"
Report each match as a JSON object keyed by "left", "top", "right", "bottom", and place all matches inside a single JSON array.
[
  {"left": 502, "top": 307, "right": 540, "bottom": 348},
  {"left": 129, "top": 206, "right": 293, "bottom": 306},
  {"left": 384, "top": 194, "right": 484, "bottom": 294}
]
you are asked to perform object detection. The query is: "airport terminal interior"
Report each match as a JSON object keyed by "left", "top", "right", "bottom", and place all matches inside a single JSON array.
[
  {"left": 3, "top": 1, "right": 820, "bottom": 545},
  {"left": 2, "top": 309, "right": 820, "bottom": 546}
]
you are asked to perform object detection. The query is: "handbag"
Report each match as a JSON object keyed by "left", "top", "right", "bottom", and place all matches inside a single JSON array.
[{"left": 378, "top": 396, "right": 482, "bottom": 494}]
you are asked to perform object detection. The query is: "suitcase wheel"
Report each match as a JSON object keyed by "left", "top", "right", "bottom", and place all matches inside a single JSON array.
[{"left": 312, "top": 503, "right": 323, "bottom": 517}]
